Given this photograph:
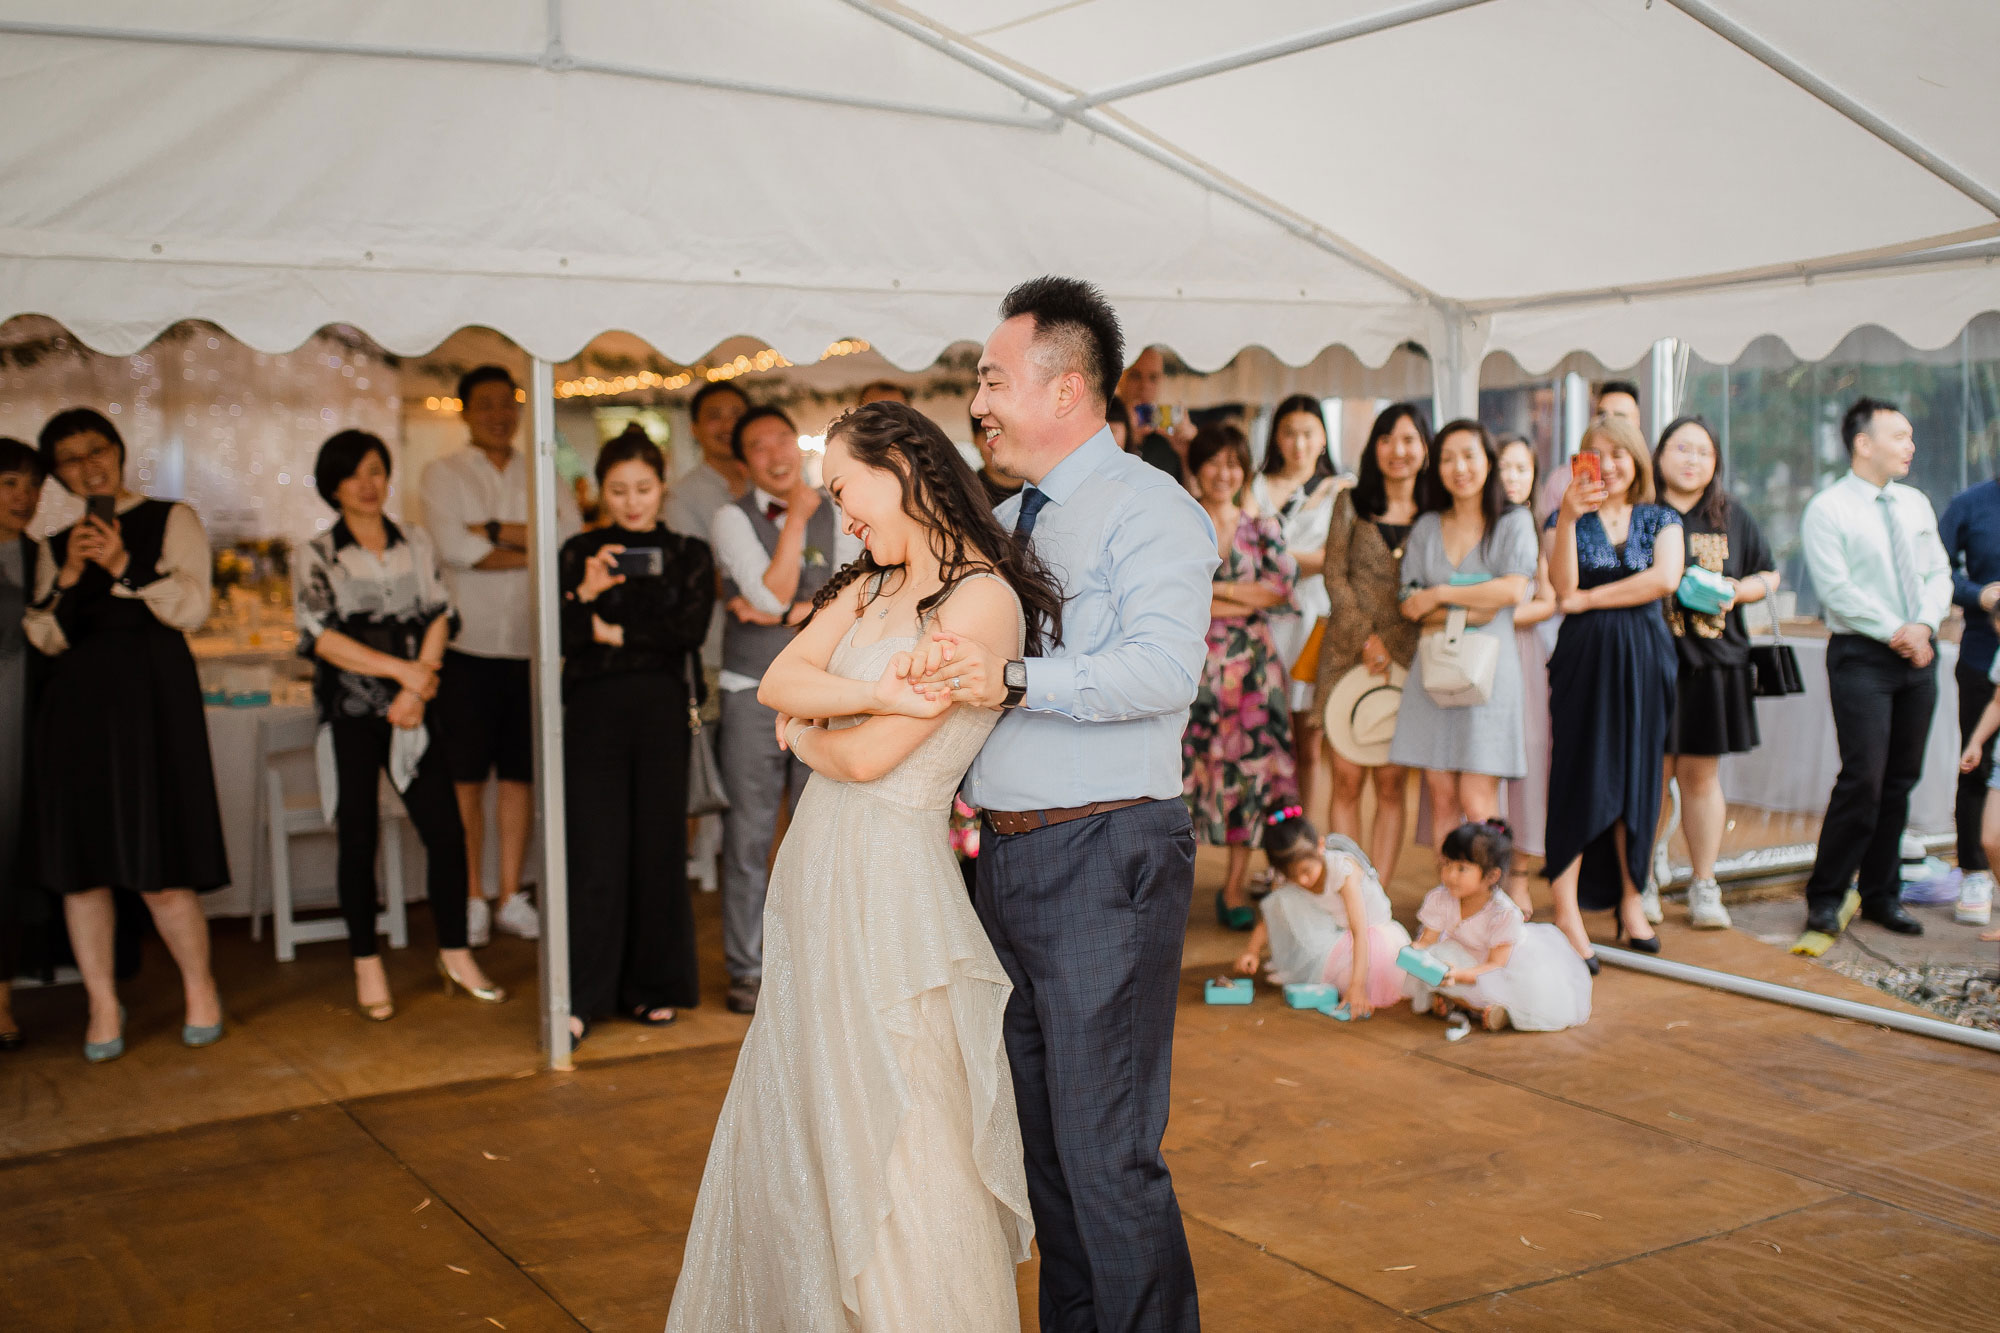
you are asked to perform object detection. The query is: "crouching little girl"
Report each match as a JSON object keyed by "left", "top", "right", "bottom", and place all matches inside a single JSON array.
[
  {"left": 1234, "top": 812, "right": 1411, "bottom": 1017},
  {"left": 1411, "top": 820, "right": 1593, "bottom": 1032}
]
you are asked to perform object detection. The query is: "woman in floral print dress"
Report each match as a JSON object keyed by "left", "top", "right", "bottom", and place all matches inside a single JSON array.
[{"left": 1183, "top": 423, "right": 1299, "bottom": 929}]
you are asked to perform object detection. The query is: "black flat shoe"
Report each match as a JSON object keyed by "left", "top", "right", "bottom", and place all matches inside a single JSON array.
[
  {"left": 1860, "top": 901, "right": 1925, "bottom": 936},
  {"left": 1584, "top": 955, "right": 1601, "bottom": 977},
  {"left": 630, "top": 1005, "right": 678, "bottom": 1027},
  {"left": 0, "top": 1029, "right": 22, "bottom": 1051}
]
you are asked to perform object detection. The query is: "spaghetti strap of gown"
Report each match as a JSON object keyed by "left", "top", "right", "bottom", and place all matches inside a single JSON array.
[{"left": 666, "top": 573, "right": 1031, "bottom": 1332}]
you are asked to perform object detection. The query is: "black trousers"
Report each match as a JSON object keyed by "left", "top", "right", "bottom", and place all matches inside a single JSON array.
[
  {"left": 977, "top": 798, "right": 1200, "bottom": 1333},
  {"left": 1956, "top": 658, "right": 1996, "bottom": 871},
  {"left": 563, "top": 672, "right": 697, "bottom": 1020},
  {"left": 1804, "top": 635, "right": 1938, "bottom": 917},
  {"left": 330, "top": 716, "right": 469, "bottom": 958}
]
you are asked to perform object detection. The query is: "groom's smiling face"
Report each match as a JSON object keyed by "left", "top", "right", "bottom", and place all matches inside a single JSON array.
[{"left": 973, "top": 314, "right": 1051, "bottom": 482}]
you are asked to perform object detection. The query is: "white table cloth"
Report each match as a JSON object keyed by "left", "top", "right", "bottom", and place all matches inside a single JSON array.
[{"left": 1720, "top": 638, "right": 1959, "bottom": 835}]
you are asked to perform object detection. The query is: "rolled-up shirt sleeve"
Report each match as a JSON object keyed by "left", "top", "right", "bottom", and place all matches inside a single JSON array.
[
  {"left": 108, "top": 502, "right": 211, "bottom": 632},
  {"left": 709, "top": 506, "right": 785, "bottom": 617},
  {"left": 23, "top": 538, "right": 67, "bottom": 655},
  {"left": 422, "top": 458, "right": 493, "bottom": 570},
  {"left": 1021, "top": 494, "right": 1217, "bottom": 722}
]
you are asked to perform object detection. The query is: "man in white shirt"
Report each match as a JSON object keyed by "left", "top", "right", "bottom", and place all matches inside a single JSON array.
[
  {"left": 421, "top": 364, "right": 581, "bottom": 945},
  {"left": 708, "top": 406, "right": 860, "bottom": 1013},
  {"left": 1797, "top": 397, "right": 1952, "bottom": 944}
]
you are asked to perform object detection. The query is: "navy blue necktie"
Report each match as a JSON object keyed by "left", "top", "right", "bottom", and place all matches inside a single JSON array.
[{"left": 1015, "top": 486, "right": 1049, "bottom": 546}]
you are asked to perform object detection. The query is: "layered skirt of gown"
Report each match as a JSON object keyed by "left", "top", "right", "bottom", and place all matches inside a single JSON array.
[{"left": 666, "top": 616, "right": 1031, "bottom": 1332}]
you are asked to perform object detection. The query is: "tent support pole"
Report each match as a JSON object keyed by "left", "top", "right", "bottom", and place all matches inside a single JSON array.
[
  {"left": 1647, "top": 337, "right": 1682, "bottom": 440},
  {"left": 1428, "top": 315, "right": 1484, "bottom": 422},
  {"left": 1662, "top": 0, "right": 2000, "bottom": 218},
  {"left": 1595, "top": 945, "right": 2000, "bottom": 1055},
  {"left": 1065, "top": 0, "right": 1498, "bottom": 111},
  {"left": 526, "top": 357, "right": 574, "bottom": 1071}
]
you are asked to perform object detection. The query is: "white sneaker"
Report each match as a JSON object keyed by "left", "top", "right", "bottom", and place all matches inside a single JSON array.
[
  {"left": 1687, "top": 876, "right": 1731, "bottom": 930},
  {"left": 1957, "top": 871, "right": 1994, "bottom": 926},
  {"left": 466, "top": 895, "right": 491, "bottom": 948},
  {"left": 1639, "top": 879, "right": 1664, "bottom": 926},
  {"left": 495, "top": 892, "right": 541, "bottom": 940}
]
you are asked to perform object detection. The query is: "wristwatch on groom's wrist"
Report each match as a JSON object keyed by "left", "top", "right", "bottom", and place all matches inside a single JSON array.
[{"left": 1001, "top": 659, "right": 1027, "bottom": 709}]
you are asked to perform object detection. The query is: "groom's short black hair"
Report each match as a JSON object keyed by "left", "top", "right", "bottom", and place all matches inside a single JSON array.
[{"left": 998, "top": 276, "right": 1123, "bottom": 410}]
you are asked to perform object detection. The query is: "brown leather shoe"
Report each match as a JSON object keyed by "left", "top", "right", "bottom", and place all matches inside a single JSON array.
[{"left": 725, "top": 979, "right": 760, "bottom": 1015}]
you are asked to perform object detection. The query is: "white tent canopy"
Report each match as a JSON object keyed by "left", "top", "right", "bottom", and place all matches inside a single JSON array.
[
  {"left": 11, "top": 0, "right": 2000, "bottom": 1066},
  {"left": 6, "top": 0, "right": 2000, "bottom": 388}
]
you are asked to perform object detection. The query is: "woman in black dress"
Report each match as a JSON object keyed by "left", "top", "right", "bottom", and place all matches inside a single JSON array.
[
  {"left": 1546, "top": 415, "right": 1685, "bottom": 970},
  {"left": 26, "top": 408, "right": 229, "bottom": 1061},
  {"left": 1655, "top": 415, "right": 1779, "bottom": 931},
  {"left": 294, "top": 430, "right": 504, "bottom": 1021},
  {"left": 559, "top": 430, "right": 716, "bottom": 1045}
]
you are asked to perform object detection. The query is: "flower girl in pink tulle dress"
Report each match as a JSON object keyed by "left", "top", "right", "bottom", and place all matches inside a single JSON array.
[
  {"left": 1411, "top": 820, "right": 1593, "bottom": 1032},
  {"left": 1234, "top": 811, "right": 1412, "bottom": 1016}
]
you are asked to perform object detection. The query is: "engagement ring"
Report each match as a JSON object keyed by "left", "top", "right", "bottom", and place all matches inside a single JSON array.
[{"left": 951, "top": 676, "right": 962, "bottom": 690}]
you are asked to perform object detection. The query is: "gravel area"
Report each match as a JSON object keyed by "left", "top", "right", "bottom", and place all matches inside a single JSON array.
[{"left": 1818, "top": 954, "right": 2000, "bottom": 1032}]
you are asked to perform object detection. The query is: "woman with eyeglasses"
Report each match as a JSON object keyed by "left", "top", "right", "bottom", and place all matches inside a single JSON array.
[{"left": 25, "top": 408, "right": 228, "bottom": 1062}]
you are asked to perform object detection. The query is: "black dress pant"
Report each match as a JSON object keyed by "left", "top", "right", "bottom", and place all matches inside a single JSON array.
[
  {"left": 1956, "top": 657, "right": 1995, "bottom": 871},
  {"left": 977, "top": 799, "right": 1200, "bottom": 1333},
  {"left": 564, "top": 671, "right": 697, "bottom": 1020},
  {"left": 1804, "top": 635, "right": 1938, "bottom": 917},
  {"left": 331, "top": 716, "right": 469, "bottom": 957}
]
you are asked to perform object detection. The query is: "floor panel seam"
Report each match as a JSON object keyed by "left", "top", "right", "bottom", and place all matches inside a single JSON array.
[
  {"left": 334, "top": 1099, "right": 593, "bottom": 1331},
  {"left": 1406, "top": 1195, "right": 1838, "bottom": 1318},
  {"left": 1178, "top": 1209, "right": 1429, "bottom": 1324}
]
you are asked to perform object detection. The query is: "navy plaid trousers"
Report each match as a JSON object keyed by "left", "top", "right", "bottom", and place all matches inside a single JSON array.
[{"left": 977, "top": 798, "right": 1200, "bottom": 1333}]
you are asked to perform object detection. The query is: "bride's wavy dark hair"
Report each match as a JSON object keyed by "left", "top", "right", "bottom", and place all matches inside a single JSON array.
[{"left": 802, "top": 402, "right": 1064, "bottom": 656}]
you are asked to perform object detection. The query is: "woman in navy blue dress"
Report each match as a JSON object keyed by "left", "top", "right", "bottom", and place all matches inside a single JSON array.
[{"left": 1546, "top": 415, "right": 1685, "bottom": 970}]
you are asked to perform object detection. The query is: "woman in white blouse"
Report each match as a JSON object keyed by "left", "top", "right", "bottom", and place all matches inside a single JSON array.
[
  {"left": 26, "top": 408, "right": 228, "bottom": 1062},
  {"left": 1250, "top": 395, "right": 1346, "bottom": 826}
]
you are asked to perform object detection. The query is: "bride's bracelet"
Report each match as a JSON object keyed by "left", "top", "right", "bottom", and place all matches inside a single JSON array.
[{"left": 786, "top": 719, "right": 817, "bottom": 752}]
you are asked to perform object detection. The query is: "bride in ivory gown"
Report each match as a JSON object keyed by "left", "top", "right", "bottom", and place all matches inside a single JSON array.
[{"left": 666, "top": 402, "right": 1069, "bottom": 1332}]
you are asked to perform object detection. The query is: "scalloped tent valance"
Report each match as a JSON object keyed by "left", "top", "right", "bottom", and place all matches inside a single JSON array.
[{"left": 4, "top": 0, "right": 1998, "bottom": 403}]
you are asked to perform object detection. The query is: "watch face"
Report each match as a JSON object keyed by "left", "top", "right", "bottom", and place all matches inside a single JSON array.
[{"left": 1005, "top": 661, "right": 1027, "bottom": 689}]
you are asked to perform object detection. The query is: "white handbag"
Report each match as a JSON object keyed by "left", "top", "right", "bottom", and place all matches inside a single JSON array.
[{"left": 1418, "top": 606, "right": 1499, "bottom": 708}]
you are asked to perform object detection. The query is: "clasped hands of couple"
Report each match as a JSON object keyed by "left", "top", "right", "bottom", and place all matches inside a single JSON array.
[{"left": 775, "top": 627, "right": 1000, "bottom": 752}]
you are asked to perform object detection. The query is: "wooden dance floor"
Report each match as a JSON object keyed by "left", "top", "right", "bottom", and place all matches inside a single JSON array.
[{"left": 5, "top": 836, "right": 1999, "bottom": 1331}]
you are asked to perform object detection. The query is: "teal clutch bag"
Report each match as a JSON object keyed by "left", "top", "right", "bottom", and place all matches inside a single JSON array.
[
  {"left": 1676, "top": 567, "right": 1734, "bottom": 615},
  {"left": 1204, "top": 978, "right": 1254, "bottom": 1005}
]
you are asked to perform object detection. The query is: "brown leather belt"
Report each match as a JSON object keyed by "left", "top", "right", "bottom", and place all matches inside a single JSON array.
[{"left": 981, "top": 798, "right": 1152, "bottom": 837}]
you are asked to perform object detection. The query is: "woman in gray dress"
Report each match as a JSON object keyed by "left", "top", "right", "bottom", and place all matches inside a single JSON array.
[
  {"left": 1389, "top": 420, "right": 1537, "bottom": 833},
  {"left": 0, "top": 437, "right": 48, "bottom": 1051}
]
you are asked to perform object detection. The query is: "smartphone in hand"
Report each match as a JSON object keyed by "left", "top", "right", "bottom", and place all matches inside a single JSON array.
[
  {"left": 611, "top": 547, "right": 664, "bottom": 579},
  {"left": 86, "top": 494, "right": 117, "bottom": 525},
  {"left": 1570, "top": 452, "right": 1602, "bottom": 488}
]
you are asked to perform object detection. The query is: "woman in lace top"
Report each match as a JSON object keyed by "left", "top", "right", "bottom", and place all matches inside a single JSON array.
[{"left": 1545, "top": 416, "right": 1684, "bottom": 970}]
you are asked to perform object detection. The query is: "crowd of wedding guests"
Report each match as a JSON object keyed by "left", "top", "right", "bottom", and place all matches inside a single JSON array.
[
  {"left": 1162, "top": 375, "right": 1975, "bottom": 990},
  {"left": 0, "top": 339, "right": 1980, "bottom": 1055}
]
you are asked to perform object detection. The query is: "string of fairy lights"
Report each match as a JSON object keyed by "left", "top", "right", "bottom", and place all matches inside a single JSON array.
[{"left": 417, "top": 338, "right": 873, "bottom": 411}]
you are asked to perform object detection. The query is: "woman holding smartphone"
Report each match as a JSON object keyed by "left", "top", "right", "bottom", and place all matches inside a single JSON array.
[
  {"left": 559, "top": 430, "right": 716, "bottom": 1044},
  {"left": 295, "top": 429, "right": 502, "bottom": 1020},
  {"left": 1546, "top": 415, "right": 1684, "bottom": 969},
  {"left": 26, "top": 408, "right": 228, "bottom": 1061}
]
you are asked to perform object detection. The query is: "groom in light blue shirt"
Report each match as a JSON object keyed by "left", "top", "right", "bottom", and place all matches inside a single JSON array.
[{"left": 912, "top": 277, "right": 1215, "bottom": 1333}]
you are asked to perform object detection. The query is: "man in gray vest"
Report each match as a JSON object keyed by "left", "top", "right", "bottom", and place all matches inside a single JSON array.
[{"left": 708, "top": 405, "right": 860, "bottom": 1013}]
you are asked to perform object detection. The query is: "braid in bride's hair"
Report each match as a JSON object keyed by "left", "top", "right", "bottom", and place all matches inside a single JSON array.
[{"left": 802, "top": 403, "right": 1065, "bottom": 655}]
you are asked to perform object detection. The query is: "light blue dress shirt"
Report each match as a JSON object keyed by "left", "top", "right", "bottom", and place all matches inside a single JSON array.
[
  {"left": 1800, "top": 470, "right": 1952, "bottom": 643},
  {"left": 965, "top": 427, "right": 1219, "bottom": 811}
]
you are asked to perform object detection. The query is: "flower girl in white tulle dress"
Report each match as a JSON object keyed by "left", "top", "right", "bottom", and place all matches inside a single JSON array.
[
  {"left": 1411, "top": 820, "right": 1593, "bottom": 1032},
  {"left": 1234, "top": 811, "right": 1412, "bottom": 1016}
]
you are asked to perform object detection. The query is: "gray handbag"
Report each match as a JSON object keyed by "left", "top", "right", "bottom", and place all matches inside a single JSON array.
[{"left": 685, "top": 657, "right": 730, "bottom": 817}]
